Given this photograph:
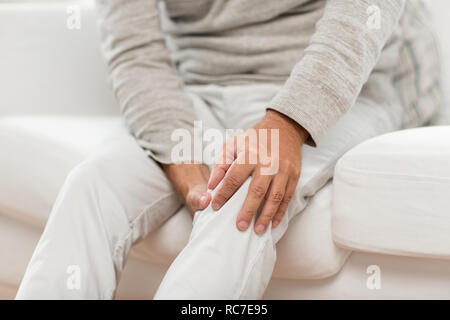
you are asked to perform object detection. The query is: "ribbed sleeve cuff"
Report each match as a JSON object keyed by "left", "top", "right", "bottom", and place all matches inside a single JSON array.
[{"left": 267, "top": 60, "right": 346, "bottom": 147}]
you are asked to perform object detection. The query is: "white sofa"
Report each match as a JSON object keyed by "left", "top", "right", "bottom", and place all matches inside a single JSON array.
[{"left": 1, "top": 0, "right": 450, "bottom": 299}]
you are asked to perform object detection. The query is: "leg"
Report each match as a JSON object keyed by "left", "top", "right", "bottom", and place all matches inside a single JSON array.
[
  {"left": 16, "top": 134, "right": 180, "bottom": 299},
  {"left": 155, "top": 76, "right": 405, "bottom": 299}
]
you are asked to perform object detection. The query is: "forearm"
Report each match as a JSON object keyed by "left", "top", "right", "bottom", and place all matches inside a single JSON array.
[
  {"left": 268, "top": 0, "right": 406, "bottom": 146},
  {"left": 96, "top": 0, "right": 196, "bottom": 164}
]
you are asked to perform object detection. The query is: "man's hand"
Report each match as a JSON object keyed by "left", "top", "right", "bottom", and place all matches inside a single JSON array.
[
  {"left": 161, "top": 163, "right": 211, "bottom": 218},
  {"left": 208, "top": 109, "right": 309, "bottom": 234}
]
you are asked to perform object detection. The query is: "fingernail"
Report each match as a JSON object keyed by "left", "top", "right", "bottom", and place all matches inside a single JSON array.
[
  {"left": 237, "top": 220, "right": 249, "bottom": 231},
  {"left": 200, "top": 195, "right": 207, "bottom": 207},
  {"left": 212, "top": 202, "right": 220, "bottom": 211},
  {"left": 255, "top": 224, "right": 265, "bottom": 234},
  {"left": 272, "top": 220, "right": 280, "bottom": 228}
]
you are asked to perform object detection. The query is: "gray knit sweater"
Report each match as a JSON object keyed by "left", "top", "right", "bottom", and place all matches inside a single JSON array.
[{"left": 96, "top": 0, "right": 406, "bottom": 163}]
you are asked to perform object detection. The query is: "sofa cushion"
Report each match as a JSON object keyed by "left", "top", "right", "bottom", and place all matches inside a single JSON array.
[
  {"left": 333, "top": 126, "right": 450, "bottom": 259},
  {"left": 0, "top": 116, "right": 349, "bottom": 280}
]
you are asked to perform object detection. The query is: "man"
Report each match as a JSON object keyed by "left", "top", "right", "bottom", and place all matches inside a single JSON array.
[{"left": 17, "top": 0, "right": 441, "bottom": 299}]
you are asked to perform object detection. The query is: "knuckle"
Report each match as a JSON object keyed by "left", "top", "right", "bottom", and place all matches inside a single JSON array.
[
  {"left": 224, "top": 175, "right": 241, "bottom": 190},
  {"left": 279, "top": 162, "right": 294, "bottom": 175},
  {"left": 274, "top": 209, "right": 286, "bottom": 220},
  {"left": 214, "top": 193, "right": 227, "bottom": 206},
  {"left": 276, "top": 203, "right": 288, "bottom": 215},
  {"left": 280, "top": 159, "right": 291, "bottom": 168},
  {"left": 281, "top": 160, "right": 300, "bottom": 175},
  {"left": 290, "top": 165, "right": 301, "bottom": 177},
  {"left": 262, "top": 154, "right": 275, "bottom": 165},
  {"left": 242, "top": 210, "right": 255, "bottom": 221},
  {"left": 258, "top": 215, "right": 272, "bottom": 225},
  {"left": 250, "top": 185, "right": 266, "bottom": 198},
  {"left": 270, "top": 190, "right": 284, "bottom": 203}
]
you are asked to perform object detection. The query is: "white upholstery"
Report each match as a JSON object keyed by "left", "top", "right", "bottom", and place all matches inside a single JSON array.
[
  {"left": 333, "top": 127, "right": 450, "bottom": 259},
  {"left": 1, "top": 0, "right": 450, "bottom": 299},
  {"left": 0, "top": 1, "right": 119, "bottom": 116},
  {"left": 263, "top": 252, "right": 450, "bottom": 300},
  {"left": 2, "top": 213, "right": 450, "bottom": 300},
  {"left": 118, "top": 251, "right": 450, "bottom": 300}
]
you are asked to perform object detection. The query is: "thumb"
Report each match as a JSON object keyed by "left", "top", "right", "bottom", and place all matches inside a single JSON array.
[{"left": 186, "top": 184, "right": 211, "bottom": 212}]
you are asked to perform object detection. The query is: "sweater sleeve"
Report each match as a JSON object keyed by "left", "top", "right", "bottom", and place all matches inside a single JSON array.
[
  {"left": 268, "top": 0, "right": 406, "bottom": 146},
  {"left": 96, "top": 0, "right": 195, "bottom": 164}
]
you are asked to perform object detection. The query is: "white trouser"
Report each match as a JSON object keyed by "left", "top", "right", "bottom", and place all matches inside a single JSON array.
[{"left": 16, "top": 80, "right": 404, "bottom": 299}]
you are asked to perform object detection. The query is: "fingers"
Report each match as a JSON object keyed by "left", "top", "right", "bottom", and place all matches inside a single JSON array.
[
  {"left": 211, "top": 158, "right": 253, "bottom": 210},
  {"left": 208, "top": 137, "right": 236, "bottom": 190},
  {"left": 272, "top": 177, "right": 298, "bottom": 228},
  {"left": 236, "top": 174, "right": 271, "bottom": 232},
  {"left": 254, "top": 174, "right": 288, "bottom": 234}
]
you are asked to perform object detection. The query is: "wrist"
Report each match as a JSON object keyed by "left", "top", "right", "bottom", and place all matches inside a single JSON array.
[
  {"left": 265, "top": 109, "right": 310, "bottom": 144},
  {"left": 161, "top": 163, "right": 209, "bottom": 196}
]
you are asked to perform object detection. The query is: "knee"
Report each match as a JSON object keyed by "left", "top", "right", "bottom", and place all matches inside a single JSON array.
[
  {"left": 64, "top": 158, "right": 108, "bottom": 198},
  {"left": 47, "top": 157, "right": 133, "bottom": 244},
  {"left": 192, "top": 179, "right": 268, "bottom": 241},
  {"left": 56, "top": 156, "right": 120, "bottom": 223}
]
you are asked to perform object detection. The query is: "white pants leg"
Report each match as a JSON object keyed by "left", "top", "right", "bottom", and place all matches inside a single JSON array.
[
  {"left": 17, "top": 76, "right": 404, "bottom": 299},
  {"left": 16, "top": 134, "right": 181, "bottom": 299}
]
